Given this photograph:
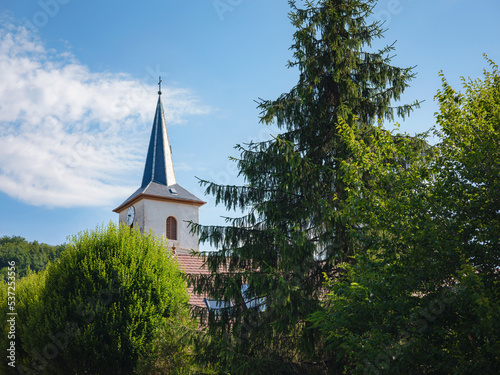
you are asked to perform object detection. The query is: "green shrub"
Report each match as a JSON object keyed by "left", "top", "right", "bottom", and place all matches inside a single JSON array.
[
  {"left": 0, "top": 269, "right": 46, "bottom": 374},
  {"left": 13, "top": 222, "right": 192, "bottom": 375},
  {"left": 136, "top": 315, "right": 212, "bottom": 375}
]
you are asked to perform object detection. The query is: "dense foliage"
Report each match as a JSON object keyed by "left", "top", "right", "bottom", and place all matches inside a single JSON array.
[
  {"left": 190, "top": 0, "right": 419, "bottom": 373},
  {"left": 0, "top": 223, "right": 197, "bottom": 375},
  {"left": 0, "top": 236, "right": 64, "bottom": 281},
  {"left": 310, "top": 58, "right": 500, "bottom": 374}
]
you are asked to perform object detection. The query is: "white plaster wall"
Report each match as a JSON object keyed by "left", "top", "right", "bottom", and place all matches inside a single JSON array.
[
  {"left": 118, "top": 209, "right": 126, "bottom": 225},
  {"left": 143, "top": 199, "right": 199, "bottom": 251},
  {"left": 117, "top": 200, "right": 145, "bottom": 232}
]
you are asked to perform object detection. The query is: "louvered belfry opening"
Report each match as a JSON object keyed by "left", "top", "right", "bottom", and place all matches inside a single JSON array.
[{"left": 166, "top": 216, "right": 177, "bottom": 240}]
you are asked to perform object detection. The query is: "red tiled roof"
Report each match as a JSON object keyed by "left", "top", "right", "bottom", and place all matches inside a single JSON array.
[{"left": 176, "top": 253, "right": 210, "bottom": 308}]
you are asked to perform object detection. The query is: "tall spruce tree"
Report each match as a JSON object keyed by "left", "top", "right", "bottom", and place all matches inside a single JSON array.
[{"left": 191, "top": 1, "right": 420, "bottom": 373}]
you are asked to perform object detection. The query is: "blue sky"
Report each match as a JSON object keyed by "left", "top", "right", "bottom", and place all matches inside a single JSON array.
[{"left": 0, "top": 0, "right": 499, "bottom": 246}]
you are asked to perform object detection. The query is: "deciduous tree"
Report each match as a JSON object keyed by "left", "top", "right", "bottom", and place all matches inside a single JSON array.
[{"left": 311, "top": 57, "right": 500, "bottom": 374}]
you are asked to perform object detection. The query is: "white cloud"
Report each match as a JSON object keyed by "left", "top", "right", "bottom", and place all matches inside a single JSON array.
[{"left": 0, "top": 19, "right": 211, "bottom": 208}]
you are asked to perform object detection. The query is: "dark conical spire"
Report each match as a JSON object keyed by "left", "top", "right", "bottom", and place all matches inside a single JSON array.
[
  {"left": 141, "top": 81, "right": 176, "bottom": 188},
  {"left": 113, "top": 78, "right": 206, "bottom": 215}
]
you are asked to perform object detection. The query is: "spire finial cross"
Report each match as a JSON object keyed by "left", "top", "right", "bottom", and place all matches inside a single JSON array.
[{"left": 158, "top": 76, "right": 162, "bottom": 95}]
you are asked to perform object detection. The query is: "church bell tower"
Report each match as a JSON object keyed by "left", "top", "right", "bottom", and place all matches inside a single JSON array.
[{"left": 113, "top": 79, "right": 205, "bottom": 253}]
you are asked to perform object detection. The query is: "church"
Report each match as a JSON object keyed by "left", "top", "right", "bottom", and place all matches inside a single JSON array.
[{"left": 113, "top": 81, "right": 210, "bottom": 308}]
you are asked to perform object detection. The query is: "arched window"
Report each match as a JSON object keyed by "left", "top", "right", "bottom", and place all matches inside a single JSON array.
[{"left": 166, "top": 216, "right": 177, "bottom": 240}]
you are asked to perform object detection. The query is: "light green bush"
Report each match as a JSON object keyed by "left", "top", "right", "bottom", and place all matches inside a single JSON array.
[{"left": 14, "top": 222, "right": 192, "bottom": 375}]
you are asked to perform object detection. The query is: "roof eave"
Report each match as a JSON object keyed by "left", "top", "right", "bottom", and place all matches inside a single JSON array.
[{"left": 113, "top": 193, "right": 206, "bottom": 213}]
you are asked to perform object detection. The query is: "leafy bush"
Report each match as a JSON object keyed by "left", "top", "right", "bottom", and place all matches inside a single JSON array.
[
  {"left": 6, "top": 223, "right": 193, "bottom": 375},
  {"left": 0, "top": 269, "right": 47, "bottom": 374},
  {"left": 136, "top": 315, "right": 212, "bottom": 375}
]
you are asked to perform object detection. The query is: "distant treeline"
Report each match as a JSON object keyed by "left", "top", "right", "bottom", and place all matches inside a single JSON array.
[{"left": 0, "top": 236, "right": 64, "bottom": 280}]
